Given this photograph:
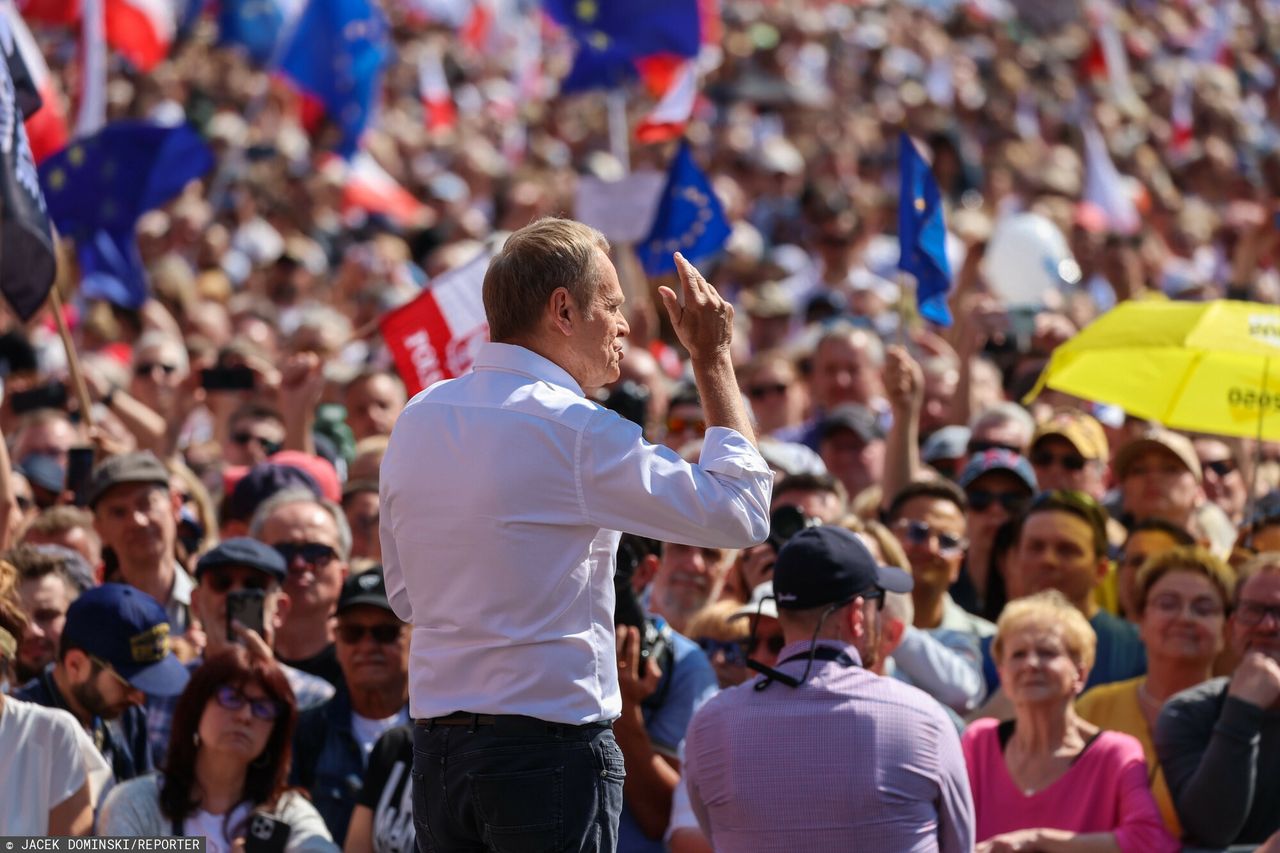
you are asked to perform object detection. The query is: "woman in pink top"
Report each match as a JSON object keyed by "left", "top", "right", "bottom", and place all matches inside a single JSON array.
[{"left": 962, "top": 590, "right": 1177, "bottom": 853}]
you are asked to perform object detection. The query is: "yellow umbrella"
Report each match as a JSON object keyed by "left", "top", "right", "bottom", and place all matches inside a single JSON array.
[{"left": 1027, "top": 300, "right": 1280, "bottom": 440}]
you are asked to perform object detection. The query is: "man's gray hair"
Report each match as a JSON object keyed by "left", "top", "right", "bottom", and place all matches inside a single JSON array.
[
  {"left": 815, "top": 321, "right": 885, "bottom": 368},
  {"left": 248, "top": 487, "right": 352, "bottom": 560},
  {"left": 969, "top": 401, "right": 1035, "bottom": 437},
  {"left": 882, "top": 590, "right": 914, "bottom": 628},
  {"left": 134, "top": 330, "right": 190, "bottom": 373}
]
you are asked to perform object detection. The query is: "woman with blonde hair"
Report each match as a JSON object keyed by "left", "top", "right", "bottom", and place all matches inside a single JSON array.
[{"left": 962, "top": 590, "right": 1177, "bottom": 852}]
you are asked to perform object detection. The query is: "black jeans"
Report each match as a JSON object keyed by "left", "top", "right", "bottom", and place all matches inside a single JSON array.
[{"left": 412, "top": 716, "right": 625, "bottom": 853}]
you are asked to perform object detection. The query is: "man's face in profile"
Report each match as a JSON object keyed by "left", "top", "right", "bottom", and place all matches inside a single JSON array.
[{"left": 572, "top": 251, "right": 630, "bottom": 390}]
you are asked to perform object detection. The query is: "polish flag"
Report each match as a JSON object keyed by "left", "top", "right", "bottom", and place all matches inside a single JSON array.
[
  {"left": 1170, "top": 74, "right": 1194, "bottom": 156},
  {"left": 103, "top": 0, "right": 174, "bottom": 71},
  {"left": 3, "top": 1, "right": 70, "bottom": 161},
  {"left": 75, "top": 0, "right": 105, "bottom": 135},
  {"left": 636, "top": 60, "right": 696, "bottom": 144},
  {"left": 1082, "top": 122, "right": 1140, "bottom": 235},
  {"left": 380, "top": 250, "right": 491, "bottom": 396},
  {"left": 324, "top": 152, "right": 431, "bottom": 230},
  {"left": 418, "top": 47, "right": 456, "bottom": 132}
]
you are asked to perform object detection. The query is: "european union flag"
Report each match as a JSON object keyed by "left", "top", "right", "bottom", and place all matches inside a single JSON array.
[
  {"left": 898, "top": 132, "right": 953, "bottom": 327},
  {"left": 218, "top": 0, "right": 298, "bottom": 65},
  {"left": 543, "top": 0, "right": 700, "bottom": 92},
  {"left": 278, "top": 0, "right": 389, "bottom": 157},
  {"left": 638, "top": 141, "right": 730, "bottom": 277},
  {"left": 38, "top": 122, "right": 214, "bottom": 309}
]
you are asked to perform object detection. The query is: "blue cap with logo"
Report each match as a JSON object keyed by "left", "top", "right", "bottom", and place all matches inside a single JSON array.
[
  {"left": 60, "top": 583, "right": 190, "bottom": 697},
  {"left": 773, "top": 527, "right": 913, "bottom": 610},
  {"left": 959, "top": 448, "right": 1038, "bottom": 493}
]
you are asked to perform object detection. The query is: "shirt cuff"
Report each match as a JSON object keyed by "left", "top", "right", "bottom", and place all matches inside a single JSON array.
[{"left": 698, "top": 427, "right": 770, "bottom": 479}]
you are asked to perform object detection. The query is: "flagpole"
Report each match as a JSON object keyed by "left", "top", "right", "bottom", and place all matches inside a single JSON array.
[
  {"left": 607, "top": 89, "right": 630, "bottom": 173},
  {"left": 48, "top": 286, "right": 96, "bottom": 431}
]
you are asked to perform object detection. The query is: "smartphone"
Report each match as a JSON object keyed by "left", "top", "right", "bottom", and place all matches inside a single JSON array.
[
  {"left": 226, "top": 588, "right": 266, "bottom": 641},
  {"left": 243, "top": 814, "right": 291, "bottom": 853},
  {"left": 200, "top": 366, "right": 255, "bottom": 392},
  {"left": 10, "top": 381, "right": 67, "bottom": 414},
  {"left": 65, "top": 446, "right": 96, "bottom": 507}
]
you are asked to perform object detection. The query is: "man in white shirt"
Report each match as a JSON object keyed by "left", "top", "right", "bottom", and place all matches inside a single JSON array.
[{"left": 381, "top": 217, "right": 771, "bottom": 852}]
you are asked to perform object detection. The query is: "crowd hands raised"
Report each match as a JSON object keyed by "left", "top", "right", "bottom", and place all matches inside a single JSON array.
[{"left": 2, "top": 0, "right": 1280, "bottom": 850}]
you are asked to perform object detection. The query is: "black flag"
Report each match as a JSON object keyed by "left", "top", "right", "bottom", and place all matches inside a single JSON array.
[{"left": 0, "top": 15, "right": 55, "bottom": 322}]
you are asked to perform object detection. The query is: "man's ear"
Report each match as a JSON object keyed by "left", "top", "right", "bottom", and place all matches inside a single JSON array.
[
  {"left": 633, "top": 554, "right": 660, "bottom": 594},
  {"left": 270, "top": 590, "right": 291, "bottom": 633},
  {"left": 64, "top": 648, "right": 90, "bottom": 678},
  {"left": 550, "top": 287, "right": 576, "bottom": 337},
  {"left": 1095, "top": 555, "right": 1111, "bottom": 584}
]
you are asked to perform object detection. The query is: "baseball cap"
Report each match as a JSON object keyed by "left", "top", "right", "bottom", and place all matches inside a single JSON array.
[
  {"left": 732, "top": 580, "right": 779, "bottom": 621},
  {"left": 1113, "top": 428, "right": 1202, "bottom": 483},
  {"left": 335, "top": 567, "right": 392, "bottom": 615},
  {"left": 60, "top": 583, "right": 190, "bottom": 696},
  {"left": 224, "top": 462, "right": 322, "bottom": 525},
  {"left": 196, "top": 537, "right": 287, "bottom": 584},
  {"left": 922, "top": 426, "right": 971, "bottom": 465},
  {"left": 269, "top": 450, "right": 341, "bottom": 503},
  {"left": 959, "top": 449, "right": 1038, "bottom": 493},
  {"left": 741, "top": 281, "right": 796, "bottom": 319},
  {"left": 1031, "top": 410, "right": 1109, "bottom": 463},
  {"left": 16, "top": 453, "right": 65, "bottom": 493},
  {"left": 86, "top": 451, "right": 170, "bottom": 508},
  {"left": 773, "top": 527, "right": 912, "bottom": 610},
  {"left": 818, "top": 404, "right": 885, "bottom": 445}
]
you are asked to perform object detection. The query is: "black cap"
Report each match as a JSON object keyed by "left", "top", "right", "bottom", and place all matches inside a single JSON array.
[
  {"left": 335, "top": 567, "right": 392, "bottom": 615},
  {"left": 818, "top": 404, "right": 884, "bottom": 445},
  {"left": 196, "top": 537, "right": 287, "bottom": 583},
  {"left": 86, "top": 451, "right": 170, "bottom": 507},
  {"left": 773, "top": 527, "right": 912, "bottom": 610}
]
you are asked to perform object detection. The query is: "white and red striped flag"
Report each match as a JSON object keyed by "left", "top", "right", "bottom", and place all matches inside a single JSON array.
[
  {"left": 1170, "top": 72, "right": 1194, "bottom": 156},
  {"left": 1082, "top": 122, "right": 1140, "bottom": 235},
  {"left": 324, "top": 151, "right": 431, "bottom": 230},
  {"left": 636, "top": 60, "right": 696, "bottom": 144},
  {"left": 418, "top": 46, "right": 456, "bottom": 132},
  {"left": 2, "top": 0, "right": 69, "bottom": 161},
  {"left": 380, "top": 250, "right": 491, "bottom": 396}
]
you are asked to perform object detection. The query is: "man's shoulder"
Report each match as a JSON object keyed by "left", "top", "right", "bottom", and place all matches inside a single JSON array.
[
  {"left": 405, "top": 367, "right": 611, "bottom": 433},
  {"left": 0, "top": 696, "right": 81, "bottom": 742},
  {"left": 12, "top": 672, "right": 53, "bottom": 705},
  {"left": 1091, "top": 609, "right": 1140, "bottom": 639},
  {"left": 941, "top": 595, "right": 996, "bottom": 637},
  {"left": 1166, "top": 676, "right": 1230, "bottom": 714}
]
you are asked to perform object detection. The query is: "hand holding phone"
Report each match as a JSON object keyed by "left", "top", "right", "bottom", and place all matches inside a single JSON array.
[
  {"left": 226, "top": 589, "right": 266, "bottom": 643},
  {"left": 65, "top": 446, "right": 95, "bottom": 507}
]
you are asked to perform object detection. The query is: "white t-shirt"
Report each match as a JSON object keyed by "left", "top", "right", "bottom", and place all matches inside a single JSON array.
[
  {"left": 184, "top": 803, "right": 251, "bottom": 853},
  {"left": 351, "top": 710, "right": 409, "bottom": 759},
  {"left": 0, "top": 697, "right": 88, "bottom": 833}
]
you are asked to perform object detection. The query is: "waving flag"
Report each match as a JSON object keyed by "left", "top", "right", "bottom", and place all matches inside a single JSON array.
[
  {"left": 636, "top": 60, "right": 696, "bottom": 143},
  {"left": 542, "top": 0, "right": 702, "bottom": 92},
  {"left": 380, "top": 250, "right": 491, "bottom": 395},
  {"left": 418, "top": 46, "right": 455, "bottom": 132},
  {"left": 2, "top": 1, "right": 69, "bottom": 161},
  {"left": 17, "top": 0, "right": 173, "bottom": 70},
  {"left": 323, "top": 151, "right": 431, "bottom": 229},
  {"left": 38, "top": 122, "right": 214, "bottom": 308},
  {"left": 897, "top": 133, "right": 952, "bottom": 327},
  {"left": 637, "top": 141, "right": 730, "bottom": 276},
  {"left": 278, "top": 0, "right": 389, "bottom": 157},
  {"left": 1082, "top": 122, "right": 1140, "bottom": 235},
  {"left": 218, "top": 0, "right": 305, "bottom": 64}
]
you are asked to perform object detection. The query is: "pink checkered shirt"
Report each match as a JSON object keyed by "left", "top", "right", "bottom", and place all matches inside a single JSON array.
[{"left": 684, "top": 640, "right": 974, "bottom": 853}]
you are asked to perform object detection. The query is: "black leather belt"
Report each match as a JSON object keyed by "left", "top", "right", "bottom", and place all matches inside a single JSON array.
[
  {"left": 418, "top": 712, "right": 499, "bottom": 727},
  {"left": 415, "top": 712, "right": 612, "bottom": 734}
]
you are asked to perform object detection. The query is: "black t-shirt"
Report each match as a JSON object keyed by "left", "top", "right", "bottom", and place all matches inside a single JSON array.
[
  {"left": 280, "top": 642, "right": 344, "bottom": 689},
  {"left": 356, "top": 724, "right": 414, "bottom": 853}
]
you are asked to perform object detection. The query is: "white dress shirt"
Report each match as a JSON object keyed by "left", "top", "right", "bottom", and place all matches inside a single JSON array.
[{"left": 381, "top": 342, "right": 772, "bottom": 724}]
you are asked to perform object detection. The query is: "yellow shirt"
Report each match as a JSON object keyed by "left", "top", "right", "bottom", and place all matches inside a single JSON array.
[{"left": 1076, "top": 676, "right": 1181, "bottom": 837}]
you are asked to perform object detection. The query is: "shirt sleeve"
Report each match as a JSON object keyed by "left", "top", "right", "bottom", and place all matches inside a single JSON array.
[
  {"left": 1155, "top": 690, "right": 1264, "bottom": 847},
  {"left": 40, "top": 708, "right": 87, "bottom": 812},
  {"left": 891, "top": 628, "right": 985, "bottom": 714},
  {"left": 933, "top": 713, "right": 976, "bottom": 853},
  {"left": 579, "top": 415, "right": 771, "bottom": 549},
  {"left": 380, "top": 481, "right": 412, "bottom": 622},
  {"left": 1109, "top": 739, "right": 1180, "bottom": 853}
]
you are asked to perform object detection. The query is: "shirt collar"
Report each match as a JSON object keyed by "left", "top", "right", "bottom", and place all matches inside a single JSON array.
[
  {"left": 472, "top": 342, "right": 585, "bottom": 398},
  {"left": 170, "top": 565, "right": 195, "bottom": 606}
]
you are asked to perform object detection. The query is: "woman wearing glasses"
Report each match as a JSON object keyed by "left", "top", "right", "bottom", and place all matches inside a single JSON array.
[
  {"left": 98, "top": 646, "right": 337, "bottom": 851},
  {"left": 1076, "top": 547, "right": 1232, "bottom": 835}
]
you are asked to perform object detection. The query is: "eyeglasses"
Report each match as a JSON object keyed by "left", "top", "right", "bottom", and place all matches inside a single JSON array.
[
  {"left": 336, "top": 623, "right": 403, "bottom": 645},
  {"left": 893, "top": 518, "right": 967, "bottom": 557},
  {"left": 967, "top": 490, "right": 1029, "bottom": 513},
  {"left": 214, "top": 684, "right": 283, "bottom": 721},
  {"left": 1147, "top": 593, "right": 1224, "bottom": 619},
  {"left": 273, "top": 542, "right": 338, "bottom": 567},
  {"left": 967, "top": 440, "right": 1022, "bottom": 455},
  {"left": 1235, "top": 600, "right": 1280, "bottom": 627},
  {"left": 746, "top": 383, "right": 789, "bottom": 401},
  {"left": 88, "top": 655, "right": 135, "bottom": 693},
  {"left": 697, "top": 637, "right": 749, "bottom": 665},
  {"left": 1204, "top": 459, "right": 1238, "bottom": 478},
  {"left": 1030, "top": 449, "right": 1087, "bottom": 472},
  {"left": 666, "top": 416, "right": 707, "bottom": 437},
  {"left": 134, "top": 362, "right": 178, "bottom": 378},
  {"left": 204, "top": 570, "right": 272, "bottom": 594},
  {"left": 232, "top": 433, "right": 282, "bottom": 455}
]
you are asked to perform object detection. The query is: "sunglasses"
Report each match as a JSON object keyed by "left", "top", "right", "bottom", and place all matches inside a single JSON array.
[
  {"left": 967, "top": 490, "right": 1028, "bottom": 513},
  {"left": 205, "top": 570, "right": 272, "bottom": 594},
  {"left": 232, "top": 433, "right": 282, "bottom": 455},
  {"left": 134, "top": 362, "right": 178, "bottom": 378},
  {"left": 273, "top": 542, "right": 338, "bottom": 567},
  {"left": 746, "top": 383, "right": 789, "bottom": 401},
  {"left": 893, "top": 518, "right": 967, "bottom": 557},
  {"left": 214, "top": 684, "right": 283, "bottom": 721},
  {"left": 697, "top": 637, "right": 749, "bottom": 665},
  {"left": 666, "top": 416, "right": 707, "bottom": 437},
  {"left": 1030, "top": 449, "right": 1087, "bottom": 472},
  {"left": 336, "top": 623, "right": 403, "bottom": 645},
  {"left": 1203, "top": 459, "right": 1238, "bottom": 477},
  {"left": 88, "top": 655, "right": 135, "bottom": 693}
]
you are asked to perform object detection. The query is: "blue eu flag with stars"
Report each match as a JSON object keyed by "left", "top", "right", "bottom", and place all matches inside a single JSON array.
[
  {"left": 542, "top": 0, "right": 701, "bottom": 92},
  {"left": 38, "top": 122, "right": 214, "bottom": 309},
  {"left": 638, "top": 141, "right": 730, "bottom": 277},
  {"left": 279, "top": 0, "right": 389, "bottom": 158},
  {"left": 898, "top": 132, "right": 953, "bottom": 327}
]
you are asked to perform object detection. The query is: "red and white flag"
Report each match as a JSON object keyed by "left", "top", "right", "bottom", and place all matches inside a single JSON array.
[
  {"left": 1170, "top": 73, "right": 1194, "bottom": 156},
  {"left": 322, "top": 152, "right": 431, "bottom": 230},
  {"left": 3, "top": 0, "right": 69, "bottom": 161},
  {"left": 380, "top": 251, "right": 491, "bottom": 396},
  {"left": 418, "top": 47, "right": 456, "bottom": 132},
  {"left": 104, "top": 0, "right": 173, "bottom": 71},
  {"left": 1082, "top": 122, "right": 1140, "bottom": 235},
  {"left": 75, "top": 0, "right": 106, "bottom": 136},
  {"left": 636, "top": 60, "right": 696, "bottom": 144}
]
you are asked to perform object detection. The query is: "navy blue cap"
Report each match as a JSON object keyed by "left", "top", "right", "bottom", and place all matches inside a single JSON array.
[
  {"left": 818, "top": 404, "right": 885, "bottom": 445},
  {"left": 959, "top": 448, "right": 1038, "bottom": 493},
  {"left": 60, "top": 583, "right": 190, "bottom": 697},
  {"left": 17, "top": 453, "right": 65, "bottom": 493},
  {"left": 336, "top": 567, "right": 392, "bottom": 615},
  {"left": 773, "top": 527, "right": 913, "bottom": 610},
  {"left": 225, "top": 462, "right": 321, "bottom": 524},
  {"left": 196, "top": 537, "right": 287, "bottom": 583}
]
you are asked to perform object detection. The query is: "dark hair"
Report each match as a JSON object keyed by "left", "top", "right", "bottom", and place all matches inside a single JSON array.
[
  {"left": 230, "top": 403, "right": 285, "bottom": 428},
  {"left": 160, "top": 648, "right": 298, "bottom": 825},
  {"left": 1019, "top": 490, "right": 1109, "bottom": 559},
  {"left": 666, "top": 382, "right": 702, "bottom": 417},
  {"left": 1125, "top": 518, "right": 1195, "bottom": 549},
  {"left": 773, "top": 472, "right": 849, "bottom": 508},
  {"left": 885, "top": 479, "right": 968, "bottom": 521}
]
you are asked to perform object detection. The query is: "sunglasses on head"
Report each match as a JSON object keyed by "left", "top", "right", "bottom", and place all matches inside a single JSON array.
[
  {"left": 1030, "top": 449, "right": 1087, "bottom": 472},
  {"left": 966, "top": 490, "right": 1028, "bottom": 513},
  {"left": 214, "top": 684, "right": 282, "bottom": 721},
  {"left": 205, "top": 570, "right": 272, "bottom": 594},
  {"left": 746, "top": 383, "right": 789, "bottom": 401},
  {"left": 336, "top": 623, "right": 403, "bottom": 645},
  {"left": 273, "top": 542, "right": 338, "bottom": 566}
]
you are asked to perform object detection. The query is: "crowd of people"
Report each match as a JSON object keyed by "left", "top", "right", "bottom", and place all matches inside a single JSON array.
[{"left": 2, "top": 0, "right": 1280, "bottom": 850}]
